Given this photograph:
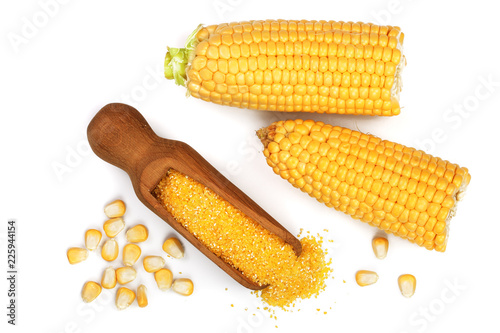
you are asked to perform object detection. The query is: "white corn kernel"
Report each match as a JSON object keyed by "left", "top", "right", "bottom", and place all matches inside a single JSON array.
[
  {"left": 162, "top": 237, "right": 184, "bottom": 259},
  {"left": 67, "top": 247, "right": 89, "bottom": 265},
  {"left": 126, "top": 224, "right": 149, "bottom": 243},
  {"left": 103, "top": 218, "right": 125, "bottom": 238},
  {"left": 143, "top": 256, "right": 166, "bottom": 273},
  {"left": 104, "top": 200, "right": 126, "bottom": 218},
  {"left": 372, "top": 237, "right": 389, "bottom": 259},
  {"left": 101, "top": 267, "right": 117, "bottom": 289},
  {"left": 101, "top": 239, "right": 119, "bottom": 262},
  {"left": 155, "top": 268, "right": 173, "bottom": 291},
  {"left": 116, "top": 266, "right": 137, "bottom": 285},
  {"left": 355, "top": 270, "right": 379, "bottom": 286},
  {"left": 85, "top": 229, "right": 102, "bottom": 251},
  {"left": 81, "top": 281, "right": 101, "bottom": 303},
  {"left": 116, "top": 287, "right": 135, "bottom": 310},
  {"left": 398, "top": 274, "right": 416, "bottom": 298},
  {"left": 122, "top": 243, "right": 141, "bottom": 266},
  {"left": 172, "top": 278, "right": 194, "bottom": 296},
  {"left": 137, "top": 284, "right": 148, "bottom": 308}
]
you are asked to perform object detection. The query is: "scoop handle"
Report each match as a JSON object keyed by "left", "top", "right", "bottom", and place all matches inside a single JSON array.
[{"left": 87, "top": 103, "right": 162, "bottom": 175}]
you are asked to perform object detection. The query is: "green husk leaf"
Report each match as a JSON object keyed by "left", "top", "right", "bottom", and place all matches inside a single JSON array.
[{"left": 164, "top": 24, "right": 203, "bottom": 87}]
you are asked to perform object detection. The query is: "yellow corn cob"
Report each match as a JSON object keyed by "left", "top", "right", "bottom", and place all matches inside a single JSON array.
[
  {"left": 165, "top": 19, "right": 405, "bottom": 116},
  {"left": 257, "top": 119, "right": 471, "bottom": 252}
]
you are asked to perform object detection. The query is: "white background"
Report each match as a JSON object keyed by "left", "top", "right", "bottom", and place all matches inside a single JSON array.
[{"left": 1, "top": 0, "right": 499, "bottom": 332}]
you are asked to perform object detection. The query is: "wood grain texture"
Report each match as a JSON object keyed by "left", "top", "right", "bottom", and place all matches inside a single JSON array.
[{"left": 87, "top": 103, "right": 302, "bottom": 290}]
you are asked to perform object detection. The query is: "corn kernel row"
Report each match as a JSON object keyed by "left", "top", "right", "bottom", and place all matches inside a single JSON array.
[
  {"left": 201, "top": 19, "right": 403, "bottom": 42},
  {"left": 197, "top": 40, "right": 401, "bottom": 63}
]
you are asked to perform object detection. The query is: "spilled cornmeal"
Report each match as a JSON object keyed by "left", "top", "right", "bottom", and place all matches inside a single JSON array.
[{"left": 153, "top": 169, "right": 332, "bottom": 309}]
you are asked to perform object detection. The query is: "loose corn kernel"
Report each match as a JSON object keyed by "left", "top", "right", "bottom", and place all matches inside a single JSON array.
[
  {"left": 104, "top": 199, "right": 126, "bottom": 218},
  {"left": 155, "top": 268, "right": 173, "bottom": 291},
  {"left": 162, "top": 237, "right": 184, "bottom": 259},
  {"left": 103, "top": 217, "right": 125, "bottom": 238},
  {"left": 398, "top": 274, "right": 416, "bottom": 298},
  {"left": 137, "top": 284, "right": 148, "bottom": 308},
  {"left": 101, "top": 239, "right": 119, "bottom": 262},
  {"left": 81, "top": 281, "right": 101, "bottom": 303},
  {"left": 116, "top": 287, "right": 135, "bottom": 310},
  {"left": 126, "top": 224, "right": 149, "bottom": 243},
  {"left": 122, "top": 243, "right": 141, "bottom": 266},
  {"left": 143, "top": 256, "right": 166, "bottom": 273},
  {"left": 372, "top": 237, "right": 389, "bottom": 259},
  {"left": 153, "top": 169, "right": 332, "bottom": 309},
  {"left": 101, "top": 267, "right": 117, "bottom": 289},
  {"left": 67, "top": 247, "right": 88, "bottom": 265},
  {"left": 258, "top": 120, "right": 471, "bottom": 252},
  {"left": 172, "top": 278, "right": 194, "bottom": 296},
  {"left": 355, "top": 270, "right": 379, "bottom": 286},
  {"left": 84, "top": 229, "right": 102, "bottom": 251},
  {"left": 116, "top": 266, "right": 137, "bottom": 285}
]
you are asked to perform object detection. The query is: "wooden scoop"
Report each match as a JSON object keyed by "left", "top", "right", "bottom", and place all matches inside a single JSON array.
[{"left": 87, "top": 103, "right": 302, "bottom": 290}]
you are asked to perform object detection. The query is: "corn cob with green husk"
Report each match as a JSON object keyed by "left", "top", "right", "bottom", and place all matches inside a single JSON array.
[
  {"left": 257, "top": 119, "right": 471, "bottom": 252},
  {"left": 165, "top": 19, "right": 405, "bottom": 115}
]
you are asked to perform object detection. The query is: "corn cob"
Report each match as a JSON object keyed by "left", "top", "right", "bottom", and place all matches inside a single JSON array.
[
  {"left": 257, "top": 119, "right": 471, "bottom": 252},
  {"left": 165, "top": 19, "right": 405, "bottom": 116}
]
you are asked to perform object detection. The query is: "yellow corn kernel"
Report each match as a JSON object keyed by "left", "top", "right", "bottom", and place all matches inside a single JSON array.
[
  {"left": 372, "top": 237, "right": 389, "bottom": 259},
  {"left": 84, "top": 229, "right": 102, "bottom": 251},
  {"left": 116, "top": 266, "right": 137, "bottom": 285},
  {"left": 172, "top": 278, "right": 194, "bottom": 296},
  {"left": 137, "top": 284, "right": 148, "bottom": 308},
  {"left": 398, "top": 274, "right": 416, "bottom": 298},
  {"left": 257, "top": 120, "right": 470, "bottom": 252},
  {"left": 104, "top": 199, "right": 126, "bottom": 218},
  {"left": 355, "top": 270, "right": 379, "bottom": 286},
  {"left": 143, "top": 256, "right": 166, "bottom": 273},
  {"left": 101, "top": 267, "right": 117, "bottom": 289},
  {"left": 122, "top": 243, "right": 141, "bottom": 266},
  {"left": 67, "top": 247, "right": 88, "bottom": 265},
  {"left": 162, "top": 237, "right": 184, "bottom": 259},
  {"left": 155, "top": 268, "right": 173, "bottom": 291},
  {"left": 101, "top": 239, "right": 119, "bottom": 262},
  {"left": 81, "top": 281, "right": 101, "bottom": 303},
  {"left": 116, "top": 287, "right": 135, "bottom": 310},
  {"left": 126, "top": 224, "right": 149, "bottom": 243},
  {"left": 103, "top": 218, "right": 125, "bottom": 238}
]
